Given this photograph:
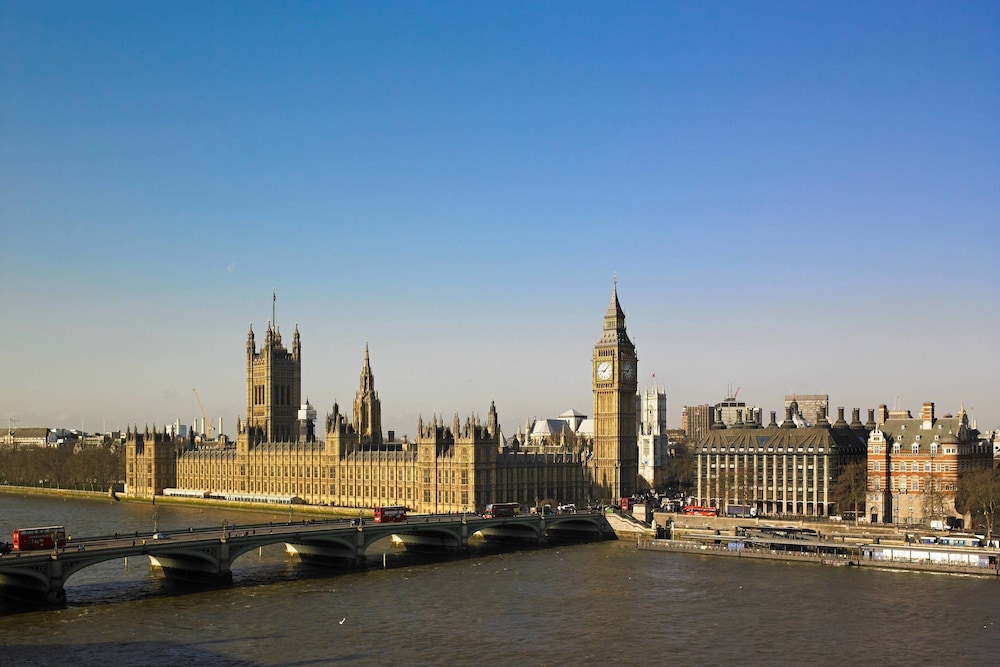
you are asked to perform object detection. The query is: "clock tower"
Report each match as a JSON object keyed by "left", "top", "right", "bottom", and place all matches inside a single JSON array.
[{"left": 591, "top": 279, "right": 639, "bottom": 503}]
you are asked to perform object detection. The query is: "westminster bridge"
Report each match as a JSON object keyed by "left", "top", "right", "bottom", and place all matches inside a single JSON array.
[{"left": 0, "top": 511, "right": 615, "bottom": 607}]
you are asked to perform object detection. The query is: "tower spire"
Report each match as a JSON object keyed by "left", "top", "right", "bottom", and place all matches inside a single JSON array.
[{"left": 604, "top": 275, "right": 625, "bottom": 330}]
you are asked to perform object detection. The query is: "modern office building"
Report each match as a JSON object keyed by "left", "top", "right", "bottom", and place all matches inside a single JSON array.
[
  {"left": 690, "top": 405, "right": 869, "bottom": 516},
  {"left": 784, "top": 394, "right": 829, "bottom": 427},
  {"left": 681, "top": 404, "right": 714, "bottom": 440}
]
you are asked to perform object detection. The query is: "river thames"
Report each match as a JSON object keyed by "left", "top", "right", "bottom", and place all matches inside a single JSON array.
[{"left": 1, "top": 492, "right": 998, "bottom": 666}]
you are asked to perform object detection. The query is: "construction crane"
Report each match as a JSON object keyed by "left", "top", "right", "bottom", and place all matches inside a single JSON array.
[{"left": 192, "top": 388, "right": 215, "bottom": 439}]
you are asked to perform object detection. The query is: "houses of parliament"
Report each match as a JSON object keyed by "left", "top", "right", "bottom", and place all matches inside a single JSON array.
[{"left": 125, "top": 285, "right": 640, "bottom": 512}]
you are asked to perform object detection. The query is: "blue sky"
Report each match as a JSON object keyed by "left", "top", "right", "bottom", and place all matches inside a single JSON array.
[{"left": 2, "top": 1, "right": 998, "bottom": 436}]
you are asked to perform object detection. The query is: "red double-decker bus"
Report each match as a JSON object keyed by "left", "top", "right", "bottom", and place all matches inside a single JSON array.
[
  {"left": 483, "top": 503, "right": 519, "bottom": 519},
  {"left": 12, "top": 526, "right": 67, "bottom": 551},
  {"left": 373, "top": 506, "right": 408, "bottom": 523},
  {"left": 681, "top": 505, "right": 718, "bottom": 517}
]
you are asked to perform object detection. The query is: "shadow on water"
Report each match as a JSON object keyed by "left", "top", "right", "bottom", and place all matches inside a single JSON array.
[
  {"left": 1, "top": 638, "right": 269, "bottom": 666},
  {"left": 0, "top": 538, "right": 602, "bottom": 616}
]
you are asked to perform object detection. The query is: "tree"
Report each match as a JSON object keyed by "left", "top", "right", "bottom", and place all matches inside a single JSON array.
[
  {"left": 832, "top": 461, "right": 867, "bottom": 523},
  {"left": 955, "top": 467, "right": 1000, "bottom": 542},
  {"left": 922, "top": 475, "right": 947, "bottom": 527},
  {"left": 663, "top": 442, "right": 695, "bottom": 493}
]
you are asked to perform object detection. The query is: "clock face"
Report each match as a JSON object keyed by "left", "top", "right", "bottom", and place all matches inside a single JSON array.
[
  {"left": 596, "top": 361, "right": 613, "bottom": 381},
  {"left": 623, "top": 362, "right": 635, "bottom": 380}
]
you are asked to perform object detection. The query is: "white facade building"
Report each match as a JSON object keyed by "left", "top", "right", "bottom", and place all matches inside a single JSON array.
[{"left": 637, "top": 385, "right": 667, "bottom": 489}]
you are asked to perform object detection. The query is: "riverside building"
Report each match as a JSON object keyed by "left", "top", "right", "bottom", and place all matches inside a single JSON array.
[
  {"left": 691, "top": 405, "right": 870, "bottom": 517},
  {"left": 866, "top": 401, "right": 990, "bottom": 525},
  {"left": 125, "top": 284, "right": 642, "bottom": 511}
]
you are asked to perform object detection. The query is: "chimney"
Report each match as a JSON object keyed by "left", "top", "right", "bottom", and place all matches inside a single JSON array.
[
  {"left": 834, "top": 407, "right": 849, "bottom": 429},
  {"left": 877, "top": 404, "right": 888, "bottom": 425},
  {"left": 768, "top": 411, "right": 778, "bottom": 428},
  {"left": 921, "top": 402, "right": 935, "bottom": 429},
  {"left": 780, "top": 406, "right": 796, "bottom": 429},
  {"left": 815, "top": 405, "right": 831, "bottom": 429}
]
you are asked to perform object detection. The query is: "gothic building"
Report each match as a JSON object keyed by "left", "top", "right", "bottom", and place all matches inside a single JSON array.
[
  {"left": 245, "top": 322, "right": 301, "bottom": 443},
  {"left": 125, "top": 285, "right": 639, "bottom": 511},
  {"left": 589, "top": 280, "right": 639, "bottom": 501},
  {"left": 353, "top": 344, "right": 382, "bottom": 446},
  {"left": 637, "top": 384, "right": 668, "bottom": 490}
]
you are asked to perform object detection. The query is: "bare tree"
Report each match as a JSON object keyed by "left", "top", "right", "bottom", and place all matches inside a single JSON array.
[
  {"left": 955, "top": 467, "right": 1000, "bottom": 542},
  {"left": 832, "top": 461, "right": 867, "bottom": 523},
  {"left": 664, "top": 442, "right": 695, "bottom": 493},
  {"left": 922, "top": 475, "right": 947, "bottom": 527}
]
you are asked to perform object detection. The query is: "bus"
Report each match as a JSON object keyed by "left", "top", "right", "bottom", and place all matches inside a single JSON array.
[
  {"left": 483, "top": 503, "right": 519, "bottom": 519},
  {"left": 12, "top": 526, "right": 67, "bottom": 551},
  {"left": 373, "top": 506, "right": 408, "bottom": 523},
  {"left": 681, "top": 505, "right": 718, "bottom": 517}
]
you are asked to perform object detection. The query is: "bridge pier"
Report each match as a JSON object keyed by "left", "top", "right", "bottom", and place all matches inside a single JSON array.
[
  {"left": 46, "top": 557, "right": 68, "bottom": 606},
  {"left": 0, "top": 555, "right": 69, "bottom": 608},
  {"left": 284, "top": 530, "right": 366, "bottom": 568},
  {"left": 147, "top": 541, "right": 235, "bottom": 586}
]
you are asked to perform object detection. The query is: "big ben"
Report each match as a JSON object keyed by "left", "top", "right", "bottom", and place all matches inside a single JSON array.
[{"left": 591, "top": 279, "right": 638, "bottom": 502}]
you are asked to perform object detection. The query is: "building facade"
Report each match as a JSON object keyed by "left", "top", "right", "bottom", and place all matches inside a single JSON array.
[
  {"left": 715, "top": 394, "right": 760, "bottom": 427},
  {"left": 126, "top": 286, "right": 638, "bottom": 511},
  {"left": 681, "top": 404, "right": 714, "bottom": 440},
  {"left": 637, "top": 384, "right": 667, "bottom": 490},
  {"left": 784, "top": 394, "right": 829, "bottom": 427},
  {"left": 589, "top": 281, "right": 639, "bottom": 502},
  {"left": 691, "top": 406, "right": 870, "bottom": 516},
  {"left": 866, "top": 402, "right": 991, "bottom": 525},
  {"left": 1, "top": 427, "right": 51, "bottom": 449}
]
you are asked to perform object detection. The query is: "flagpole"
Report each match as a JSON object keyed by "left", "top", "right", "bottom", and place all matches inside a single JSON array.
[{"left": 272, "top": 288, "right": 276, "bottom": 329}]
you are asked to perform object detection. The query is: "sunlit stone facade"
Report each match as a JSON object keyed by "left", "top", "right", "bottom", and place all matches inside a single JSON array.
[{"left": 125, "top": 288, "right": 637, "bottom": 511}]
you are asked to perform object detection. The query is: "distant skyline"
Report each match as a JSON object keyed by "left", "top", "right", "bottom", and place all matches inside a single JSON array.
[{"left": 2, "top": 2, "right": 998, "bottom": 435}]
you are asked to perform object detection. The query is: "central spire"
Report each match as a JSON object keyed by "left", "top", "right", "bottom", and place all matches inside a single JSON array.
[{"left": 604, "top": 275, "right": 625, "bottom": 331}]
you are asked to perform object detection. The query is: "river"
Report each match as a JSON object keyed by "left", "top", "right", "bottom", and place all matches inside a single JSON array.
[{"left": 1, "top": 492, "right": 998, "bottom": 666}]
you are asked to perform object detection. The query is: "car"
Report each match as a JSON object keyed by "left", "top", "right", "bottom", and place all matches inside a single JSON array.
[{"left": 152, "top": 532, "right": 170, "bottom": 540}]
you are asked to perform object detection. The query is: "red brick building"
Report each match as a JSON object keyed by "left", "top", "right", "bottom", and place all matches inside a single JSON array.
[{"left": 866, "top": 402, "right": 991, "bottom": 526}]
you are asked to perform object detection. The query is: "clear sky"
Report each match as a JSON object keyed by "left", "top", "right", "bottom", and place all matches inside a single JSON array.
[{"left": 2, "top": 1, "right": 998, "bottom": 437}]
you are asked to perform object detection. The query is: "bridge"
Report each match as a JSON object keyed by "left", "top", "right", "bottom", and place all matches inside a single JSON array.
[{"left": 0, "top": 511, "right": 614, "bottom": 607}]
